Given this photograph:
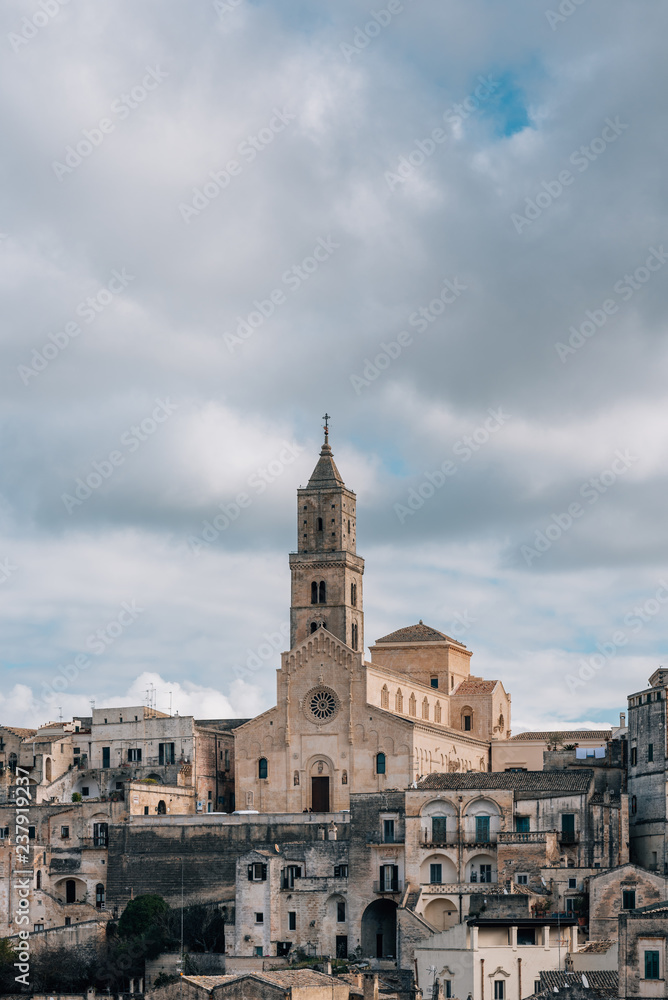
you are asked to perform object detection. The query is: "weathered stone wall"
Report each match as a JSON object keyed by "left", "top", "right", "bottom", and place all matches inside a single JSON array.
[{"left": 589, "top": 864, "right": 668, "bottom": 941}]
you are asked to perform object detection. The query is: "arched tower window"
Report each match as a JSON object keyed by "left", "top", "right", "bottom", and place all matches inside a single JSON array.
[
  {"left": 351, "top": 622, "right": 358, "bottom": 650},
  {"left": 381, "top": 685, "right": 389, "bottom": 709},
  {"left": 317, "top": 517, "right": 323, "bottom": 531},
  {"left": 395, "top": 689, "right": 403, "bottom": 712},
  {"left": 311, "top": 581, "right": 318, "bottom": 604},
  {"left": 310, "top": 622, "right": 318, "bottom": 633},
  {"left": 376, "top": 752, "right": 386, "bottom": 775},
  {"left": 258, "top": 758, "right": 268, "bottom": 779},
  {"left": 351, "top": 583, "right": 357, "bottom": 606},
  {"left": 409, "top": 693, "right": 417, "bottom": 717},
  {"left": 461, "top": 708, "right": 473, "bottom": 732},
  {"left": 36, "top": 870, "right": 42, "bottom": 889},
  {"left": 348, "top": 519, "right": 351, "bottom": 533},
  {"left": 422, "top": 697, "right": 430, "bottom": 720},
  {"left": 319, "top": 580, "right": 326, "bottom": 603}
]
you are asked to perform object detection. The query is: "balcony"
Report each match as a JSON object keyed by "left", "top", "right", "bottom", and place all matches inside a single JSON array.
[
  {"left": 373, "top": 880, "right": 403, "bottom": 894},
  {"left": 498, "top": 832, "right": 547, "bottom": 844},
  {"left": 367, "top": 835, "right": 405, "bottom": 845},
  {"left": 559, "top": 831, "right": 578, "bottom": 844},
  {"left": 422, "top": 881, "right": 498, "bottom": 893}
]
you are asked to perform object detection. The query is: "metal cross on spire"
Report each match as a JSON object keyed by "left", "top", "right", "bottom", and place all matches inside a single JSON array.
[{"left": 322, "top": 412, "right": 330, "bottom": 441}]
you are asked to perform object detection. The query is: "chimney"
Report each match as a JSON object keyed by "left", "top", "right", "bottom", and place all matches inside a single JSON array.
[
  {"left": 620, "top": 712, "right": 626, "bottom": 727},
  {"left": 363, "top": 973, "right": 379, "bottom": 1000}
]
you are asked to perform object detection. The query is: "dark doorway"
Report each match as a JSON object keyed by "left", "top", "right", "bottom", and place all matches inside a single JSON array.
[
  {"left": 311, "top": 776, "right": 330, "bottom": 812},
  {"left": 361, "top": 899, "right": 397, "bottom": 959},
  {"left": 157, "top": 800, "right": 166, "bottom": 814},
  {"left": 65, "top": 879, "right": 76, "bottom": 904},
  {"left": 336, "top": 935, "right": 348, "bottom": 958}
]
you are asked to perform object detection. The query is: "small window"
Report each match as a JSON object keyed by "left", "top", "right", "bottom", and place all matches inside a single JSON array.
[
  {"left": 430, "top": 863, "right": 442, "bottom": 884},
  {"left": 317, "top": 517, "right": 323, "bottom": 531},
  {"left": 144, "top": 806, "right": 149, "bottom": 815},
  {"left": 494, "top": 980, "right": 505, "bottom": 1000},
  {"left": 288, "top": 911, "right": 296, "bottom": 930},
  {"left": 431, "top": 816, "right": 447, "bottom": 842},
  {"left": 568, "top": 877, "right": 577, "bottom": 889},
  {"left": 648, "top": 743, "right": 654, "bottom": 762},
  {"left": 534, "top": 983, "right": 541, "bottom": 995},
  {"left": 36, "top": 870, "right": 42, "bottom": 889},
  {"left": 254, "top": 946, "right": 263, "bottom": 957},
  {"left": 383, "top": 818, "right": 395, "bottom": 843},
  {"left": 475, "top": 815, "right": 490, "bottom": 842},
  {"left": 319, "top": 581, "right": 326, "bottom": 603},
  {"left": 463, "top": 715, "right": 472, "bottom": 731},
  {"left": 631, "top": 746, "right": 637, "bottom": 766},
  {"left": 73, "top": 747, "right": 80, "bottom": 755},
  {"left": 515, "top": 816, "right": 530, "bottom": 833},
  {"left": 631, "top": 795, "right": 637, "bottom": 814},
  {"left": 334, "top": 864, "right": 349, "bottom": 877},
  {"left": 645, "top": 950, "right": 660, "bottom": 980},
  {"left": 255, "top": 912, "right": 264, "bottom": 923},
  {"left": 311, "top": 581, "right": 318, "bottom": 604},
  {"left": 28, "top": 826, "right": 36, "bottom": 839},
  {"left": 248, "top": 862, "right": 268, "bottom": 882},
  {"left": 337, "top": 900, "right": 346, "bottom": 922},
  {"left": 81, "top": 787, "right": 89, "bottom": 796},
  {"left": 516, "top": 874, "right": 528, "bottom": 885},
  {"left": 65, "top": 917, "right": 71, "bottom": 926},
  {"left": 351, "top": 622, "right": 358, "bottom": 650},
  {"left": 258, "top": 758, "right": 268, "bottom": 779},
  {"left": 376, "top": 753, "right": 386, "bottom": 775},
  {"left": 430, "top": 677, "right": 438, "bottom": 689},
  {"left": 34, "top": 923, "right": 44, "bottom": 932},
  {"left": 622, "top": 890, "right": 636, "bottom": 909},
  {"left": 127, "top": 748, "right": 142, "bottom": 762},
  {"left": 517, "top": 928, "right": 535, "bottom": 945},
  {"left": 351, "top": 583, "right": 357, "bottom": 606},
  {"left": 61, "top": 826, "right": 69, "bottom": 839},
  {"left": 444, "top": 982, "right": 452, "bottom": 998}
]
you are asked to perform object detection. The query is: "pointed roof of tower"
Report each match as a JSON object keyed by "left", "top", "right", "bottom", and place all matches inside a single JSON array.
[{"left": 306, "top": 418, "right": 345, "bottom": 488}]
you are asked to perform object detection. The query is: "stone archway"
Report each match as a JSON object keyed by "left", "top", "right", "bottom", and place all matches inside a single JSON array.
[{"left": 361, "top": 899, "right": 397, "bottom": 959}]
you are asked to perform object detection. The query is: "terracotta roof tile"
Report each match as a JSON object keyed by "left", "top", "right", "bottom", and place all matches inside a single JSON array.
[
  {"left": 510, "top": 730, "right": 612, "bottom": 742},
  {"left": 376, "top": 622, "right": 464, "bottom": 645},
  {"left": 1, "top": 727, "right": 37, "bottom": 738},
  {"left": 417, "top": 770, "right": 593, "bottom": 792},
  {"left": 454, "top": 678, "right": 498, "bottom": 694}
]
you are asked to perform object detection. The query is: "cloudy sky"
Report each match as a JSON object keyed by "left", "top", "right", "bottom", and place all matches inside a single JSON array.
[{"left": 1, "top": 0, "right": 666, "bottom": 733}]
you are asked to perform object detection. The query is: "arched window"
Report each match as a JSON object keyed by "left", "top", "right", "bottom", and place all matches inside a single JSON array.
[
  {"left": 395, "top": 689, "right": 403, "bottom": 712},
  {"left": 409, "top": 693, "right": 417, "bottom": 717},
  {"left": 310, "top": 622, "right": 318, "bottom": 633},
  {"left": 381, "top": 685, "right": 389, "bottom": 709},
  {"left": 351, "top": 622, "right": 358, "bottom": 650},
  {"left": 351, "top": 583, "right": 357, "bottom": 606},
  {"left": 341, "top": 770, "right": 348, "bottom": 785},
  {"left": 376, "top": 753, "right": 386, "bottom": 775},
  {"left": 422, "top": 697, "right": 430, "bottom": 720},
  {"left": 319, "top": 581, "right": 326, "bottom": 603},
  {"left": 36, "top": 871, "right": 42, "bottom": 889},
  {"left": 157, "top": 800, "right": 166, "bottom": 814},
  {"left": 311, "top": 581, "right": 318, "bottom": 604},
  {"left": 258, "top": 758, "right": 268, "bottom": 780},
  {"left": 434, "top": 701, "right": 442, "bottom": 723},
  {"left": 348, "top": 519, "right": 351, "bottom": 533},
  {"left": 317, "top": 517, "right": 323, "bottom": 531},
  {"left": 293, "top": 770, "right": 300, "bottom": 786},
  {"left": 96, "top": 883, "right": 105, "bottom": 910}
]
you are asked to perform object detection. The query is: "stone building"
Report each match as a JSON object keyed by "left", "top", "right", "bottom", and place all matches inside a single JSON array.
[
  {"left": 618, "top": 900, "right": 668, "bottom": 998},
  {"left": 234, "top": 430, "right": 510, "bottom": 814},
  {"left": 588, "top": 864, "right": 668, "bottom": 941},
  {"left": 627, "top": 669, "right": 668, "bottom": 874}
]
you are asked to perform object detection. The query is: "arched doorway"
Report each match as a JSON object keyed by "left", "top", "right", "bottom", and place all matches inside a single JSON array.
[
  {"left": 361, "top": 899, "right": 397, "bottom": 959},
  {"left": 65, "top": 879, "right": 76, "bottom": 904},
  {"left": 157, "top": 800, "right": 166, "bottom": 815}
]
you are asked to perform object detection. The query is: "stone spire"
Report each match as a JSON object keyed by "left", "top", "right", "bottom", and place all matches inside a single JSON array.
[{"left": 307, "top": 417, "right": 344, "bottom": 488}]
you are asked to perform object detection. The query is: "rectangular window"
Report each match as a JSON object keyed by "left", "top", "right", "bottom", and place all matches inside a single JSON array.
[
  {"left": 337, "top": 900, "right": 346, "bottom": 922},
  {"left": 648, "top": 744, "right": 654, "bottom": 762},
  {"left": 28, "top": 826, "right": 35, "bottom": 839},
  {"left": 476, "top": 815, "right": 490, "bottom": 842},
  {"left": 159, "top": 742, "right": 175, "bottom": 765},
  {"left": 463, "top": 715, "right": 472, "bottom": 731},
  {"left": 334, "top": 864, "right": 349, "bottom": 878},
  {"left": 127, "top": 748, "right": 142, "bottom": 762},
  {"left": 144, "top": 806, "right": 149, "bottom": 815},
  {"left": 34, "top": 924, "right": 44, "bottom": 932},
  {"left": 622, "top": 890, "right": 636, "bottom": 909},
  {"left": 494, "top": 980, "right": 505, "bottom": 1000},
  {"left": 102, "top": 747, "right": 110, "bottom": 768},
  {"left": 444, "top": 982, "right": 452, "bottom": 998},
  {"left": 254, "top": 946, "right": 263, "bottom": 957},
  {"left": 566, "top": 898, "right": 575, "bottom": 916},
  {"left": 432, "top": 816, "right": 447, "bottom": 842},
  {"left": 81, "top": 787, "right": 89, "bottom": 796},
  {"left": 288, "top": 912, "right": 296, "bottom": 930},
  {"left": 568, "top": 878, "right": 577, "bottom": 889},
  {"left": 379, "top": 864, "right": 399, "bottom": 892},
  {"left": 645, "top": 951, "right": 660, "bottom": 980},
  {"left": 65, "top": 917, "right": 71, "bottom": 926},
  {"left": 631, "top": 746, "right": 637, "bottom": 766},
  {"left": 515, "top": 816, "right": 530, "bottom": 833},
  {"left": 73, "top": 747, "right": 80, "bottom": 755},
  {"left": 282, "top": 865, "right": 302, "bottom": 889},
  {"left": 383, "top": 819, "right": 395, "bottom": 843},
  {"left": 516, "top": 874, "right": 528, "bottom": 885},
  {"left": 534, "top": 983, "right": 541, "bottom": 995},
  {"left": 480, "top": 865, "right": 492, "bottom": 883},
  {"left": 430, "top": 864, "right": 443, "bottom": 885},
  {"left": 248, "top": 862, "right": 267, "bottom": 882},
  {"left": 517, "top": 928, "right": 535, "bottom": 946},
  {"left": 61, "top": 826, "right": 69, "bottom": 839},
  {"left": 255, "top": 912, "right": 264, "bottom": 923},
  {"left": 93, "top": 822, "right": 108, "bottom": 847},
  {"left": 561, "top": 814, "right": 575, "bottom": 841},
  {"left": 430, "top": 677, "right": 439, "bottom": 689}
]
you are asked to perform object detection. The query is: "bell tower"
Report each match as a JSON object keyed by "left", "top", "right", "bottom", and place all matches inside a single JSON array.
[{"left": 289, "top": 417, "right": 364, "bottom": 651}]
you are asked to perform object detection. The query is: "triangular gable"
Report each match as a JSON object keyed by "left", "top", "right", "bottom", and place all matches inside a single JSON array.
[{"left": 281, "top": 626, "right": 359, "bottom": 674}]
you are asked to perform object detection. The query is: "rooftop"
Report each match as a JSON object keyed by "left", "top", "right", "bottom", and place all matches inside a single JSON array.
[
  {"left": 533, "top": 971, "right": 618, "bottom": 998},
  {"left": 510, "top": 730, "right": 612, "bottom": 743},
  {"left": 455, "top": 677, "right": 498, "bottom": 694},
  {"left": 376, "top": 621, "right": 465, "bottom": 645},
  {"left": 416, "top": 770, "right": 594, "bottom": 792},
  {"left": 182, "top": 969, "right": 347, "bottom": 993}
]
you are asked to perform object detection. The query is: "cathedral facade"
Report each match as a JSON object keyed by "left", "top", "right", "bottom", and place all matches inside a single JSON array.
[{"left": 234, "top": 430, "right": 511, "bottom": 813}]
